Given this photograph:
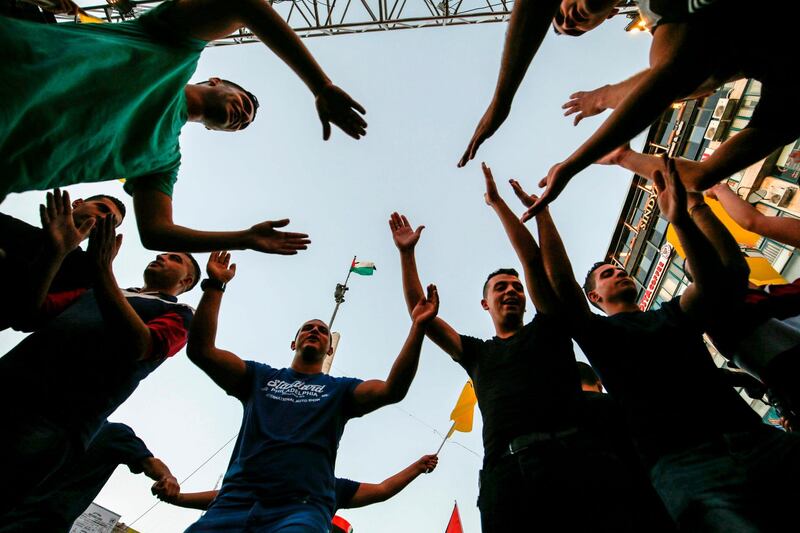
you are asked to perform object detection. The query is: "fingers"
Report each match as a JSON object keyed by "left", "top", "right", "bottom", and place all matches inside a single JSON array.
[
  {"left": 349, "top": 96, "right": 367, "bottom": 115},
  {"left": 415, "top": 225, "right": 425, "bottom": 237},
  {"left": 573, "top": 113, "right": 584, "bottom": 126},
  {"left": 321, "top": 118, "right": 331, "bottom": 141},
  {"left": 652, "top": 169, "right": 665, "bottom": 195},
  {"left": 509, "top": 179, "right": 534, "bottom": 208},
  {"left": 39, "top": 204, "right": 49, "bottom": 226},
  {"left": 77, "top": 217, "right": 96, "bottom": 238},
  {"left": 458, "top": 144, "right": 472, "bottom": 168},
  {"left": 61, "top": 189, "right": 72, "bottom": 214},
  {"left": 270, "top": 218, "right": 290, "bottom": 228},
  {"left": 400, "top": 214, "right": 411, "bottom": 229}
]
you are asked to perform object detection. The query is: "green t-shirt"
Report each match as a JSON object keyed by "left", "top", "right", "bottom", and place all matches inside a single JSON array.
[{"left": 0, "top": 2, "right": 207, "bottom": 198}]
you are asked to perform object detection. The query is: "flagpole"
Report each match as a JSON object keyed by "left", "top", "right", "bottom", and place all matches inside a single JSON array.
[
  {"left": 329, "top": 255, "right": 356, "bottom": 330},
  {"left": 435, "top": 421, "right": 456, "bottom": 455}
]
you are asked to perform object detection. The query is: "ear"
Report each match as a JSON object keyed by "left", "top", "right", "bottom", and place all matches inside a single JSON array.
[
  {"left": 326, "top": 345, "right": 334, "bottom": 356},
  {"left": 290, "top": 340, "right": 297, "bottom": 351},
  {"left": 480, "top": 298, "right": 489, "bottom": 311},
  {"left": 72, "top": 198, "right": 84, "bottom": 209},
  {"left": 208, "top": 77, "right": 222, "bottom": 86},
  {"left": 180, "top": 274, "right": 194, "bottom": 294},
  {"left": 587, "top": 290, "right": 601, "bottom": 304}
]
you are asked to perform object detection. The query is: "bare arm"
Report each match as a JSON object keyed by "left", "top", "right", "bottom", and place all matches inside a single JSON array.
[
  {"left": 482, "top": 164, "right": 559, "bottom": 314},
  {"left": 562, "top": 70, "right": 648, "bottom": 126},
  {"left": 167, "top": 490, "right": 219, "bottom": 510},
  {"left": 165, "top": 0, "right": 366, "bottom": 139},
  {"left": 348, "top": 455, "right": 438, "bottom": 508},
  {"left": 133, "top": 189, "right": 310, "bottom": 255},
  {"left": 186, "top": 252, "right": 249, "bottom": 399},
  {"left": 709, "top": 183, "right": 800, "bottom": 248},
  {"left": 458, "top": 0, "right": 561, "bottom": 166},
  {"left": 142, "top": 457, "right": 181, "bottom": 502},
  {"left": 390, "top": 213, "right": 463, "bottom": 360},
  {"left": 350, "top": 285, "right": 438, "bottom": 417}
]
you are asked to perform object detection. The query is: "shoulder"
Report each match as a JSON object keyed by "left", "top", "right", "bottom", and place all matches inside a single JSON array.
[{"left": 136, "top": 1, "right": 208, "bottom": 51}]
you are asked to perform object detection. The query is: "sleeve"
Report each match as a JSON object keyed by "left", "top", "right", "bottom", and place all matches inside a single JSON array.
[
  {"left": 457, "top": 334, "right": 483, "bottom": 375},
  {"left": 98, "top": 423, "right": 154, "bottom": 473},
  {"left": 145, "top": 305, "right": 193, "bottom": 360},
  {"left": 334, "top": 478, "right": 361, "bottom": 511},
  {"left": 123, "top": 170, "right": 178, "bottom": 199},
  {"left": 39, "top": 288, "right": 87, "bottom": 321},
  {"left": 137, "top": 1, "right": 209, "bottom": 50}
]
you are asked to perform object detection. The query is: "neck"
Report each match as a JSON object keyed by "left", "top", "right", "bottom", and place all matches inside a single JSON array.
[
  {"left": 493, "top": 316, "right": 523, "bottom": 339},
  {"left": 601, "top": 299, "right": 640, "bottom": 316},
  {"left": 183, "top": 85, "right": 206, "bottom": 123},
  {"left": 141, "top": 283, "right": 180, "bottom": 297},
  {"left": 290, "top": 353, "right": 324, "bottom": 374}
]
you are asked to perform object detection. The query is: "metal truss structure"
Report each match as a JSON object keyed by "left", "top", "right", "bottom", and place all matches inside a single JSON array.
[{"left": 64, "top": 0, "right": 516, "bottom": 43}]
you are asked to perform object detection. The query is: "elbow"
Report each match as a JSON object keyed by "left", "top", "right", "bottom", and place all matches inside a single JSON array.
[{"left": 138, "top": 223, "right": 173, "bottom": 251}]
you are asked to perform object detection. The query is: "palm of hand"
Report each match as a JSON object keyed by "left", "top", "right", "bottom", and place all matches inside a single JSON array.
[
  {"left": 393, "top": 227, "right": 419, "bottom": 250},
  {"left": 47, "top": 218, "right": 81, "bottom": 252},
  {"left": 209, "top": 263, "right": 235, "bottom": 283}
]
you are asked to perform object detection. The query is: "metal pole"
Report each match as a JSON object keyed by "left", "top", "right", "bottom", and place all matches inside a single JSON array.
[{"left": 329, "top": 255, "right": 356, "bottom": 330}]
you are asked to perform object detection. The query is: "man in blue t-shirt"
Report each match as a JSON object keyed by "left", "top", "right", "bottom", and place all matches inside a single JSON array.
[
  {"left": 0, "top": 422, "right": 179, "bottom": 532},
  {"left": 184, "top": 252, "right": 439, "bottom": 532}
]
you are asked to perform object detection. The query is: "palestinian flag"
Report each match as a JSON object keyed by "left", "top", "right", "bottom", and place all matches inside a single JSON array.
[
  {"left": 331, "top": 515, "right": 353, "bottom": 533},
  {"left": 350, "top": 260, "right": 376, "bottom": 276}
]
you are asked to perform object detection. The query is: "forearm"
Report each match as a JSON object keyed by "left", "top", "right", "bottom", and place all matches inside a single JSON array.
[
  {"left": 687, "top": 198, "right": 748, "bottom": 284},
  {"left": 172, "top": 490, "right": 218, "bottom": 510},
  {"left": 694, "top": 127, "right": 786, "bottom": 190},
  {"left": 93, "top": 268, "right": 153, "bottom": 360},
  {"left": 141, "top": 457, "right": 174, "bottom": 482},
  {"left": 672, "top": 215, "right": 727, "bottom": 294},
  {"left": 383, "top": 322, "right": 426, "bottom": 403},
  {"left": 17, "top": 247, "right": 67, "bottom": 322},
  {"left": 535, "top": 209, "right": 587, "bottom": 311},
  {"left": 492, "top": 0, "right": 560, "bottom": 108},
  {"left": 713, "top": 183, "right": 761, "bottom": 229},
  {"left": 377, "top": 462, "right": 424, "bottom": 501},
  {"left": 399, "top": 250, "right": 426, "bottom": 316},
  {"left": 187, "top": 290, "right": 223, "bottom": 361},
  {"left": 138, "top": 220, "right": 249, "bottom": 253}
]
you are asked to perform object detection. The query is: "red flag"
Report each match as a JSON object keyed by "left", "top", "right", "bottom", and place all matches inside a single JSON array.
[
  {"left": 331, "top": 515, "right": 353, "bottom": 533},
  {"left": 445, "top": 502, "right": 463, "bottom": 533}
]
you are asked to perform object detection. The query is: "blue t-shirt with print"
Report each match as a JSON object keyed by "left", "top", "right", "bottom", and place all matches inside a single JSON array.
[{"left": 210, "top": 361, "right": 363, "bottom": 518}]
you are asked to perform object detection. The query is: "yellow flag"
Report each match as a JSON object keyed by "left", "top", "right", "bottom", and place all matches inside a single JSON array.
[
  {"left": 448, "top": 380, "right": 477, "bottom": 436},
  {"left": 745, "top": 256, "right": 786, "bottom": 286},
  {"left": 78, "top": 11, "right": 105, "bottom": 24}
]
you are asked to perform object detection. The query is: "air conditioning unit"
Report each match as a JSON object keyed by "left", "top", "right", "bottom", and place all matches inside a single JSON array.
[
  {"left": 767, "top": 185, "right": 796, "bottom": 207},
  {"left": 704, "top": 120, "right": 720, "bottom": 140},
  {"left": 712, "top": 98, "right": 730, "bottom": 120},
  {"left": 777, "top": 187, "right": 797, "bottom": 207}
]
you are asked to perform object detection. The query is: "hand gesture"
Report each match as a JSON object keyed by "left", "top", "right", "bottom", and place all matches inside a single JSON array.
[
  {"left": 411, "top": 284, "right": 439, "bottom": 325},
  {"left": 39, "top": 188, "right": 95, "bottom": 256},
  {"left": 520, "top": 162, "right": 574, "bottom": 222},
  {"left": 562, "top": 87, "right": 608, "bottom": 126},
  {"left": 482, "top": 162, "right": 501, "bottom": 206},
  {"left": 315, "top": 84, "right": 367, "bottom": 140},
  {"left": 151, "top": 475, "right": 180, "bottom": 503},
  {"left": 389, "top": 212, "right": 424, "bottom": 252},
  {"left": 245, "top": 219, "right": 310, "bottom": 255},
  {"left": 207, "top": 251, "right": 237, "bottom": 283},
  {"left": 417, "top": 454, "right": 439, "bottom": 474},
  {"left": 458, "top": 103, "right": 510, "bottom": 168},
  {"left": 509, "top": 179, "right": 539, "bottom": 209},
  {"left": 653, "top": 157, "right": 688, "bottom": 225},
  {"left": 87, "top": 214, "right": 123, "bottom": 271}
]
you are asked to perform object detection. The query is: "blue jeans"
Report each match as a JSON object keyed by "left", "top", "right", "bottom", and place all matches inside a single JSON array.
[
  {"left": 650, "top": 429, "right": 800, "bottom": 532},
  {"left": 185, "top": 501, "right": 330, "bottom": 533}
]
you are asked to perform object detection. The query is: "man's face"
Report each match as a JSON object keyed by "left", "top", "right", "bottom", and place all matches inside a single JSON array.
[
  {"left": 143, "top": 252, "right": 195, "bottom": 293},
  {"left": 72, "top": 198, "right": 123, "bottom": 229},
  {"left": 481, "top": 274, "right": 526, "bottom": 324},
  {"left": 588, "top": 264, "right": 637, "bottom": 308},
  {"left": 292, "top": 320, "right": 332, "bottom": 361},
  {"left": 202, "top": 78, "right": 257, "bottom": 132},
  {"left": 553, "top": 0, "right": 618, "bottom": 36}
]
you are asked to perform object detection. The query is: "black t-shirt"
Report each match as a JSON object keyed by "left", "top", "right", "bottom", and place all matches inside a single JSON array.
[
  {"left": 574, "top": 298, "right": 764, "bottom": 466},
  {"left": 334, "top": 477, "right": 361, "bottom": 510},
  {"left": 0, "top": 213, "right": 92, "bottom": 328},
  {"left": 2, "top": 422, "right": 153, "bottom": 531},
  {"left": 459, "top": 313, "right": 582, "bottom": 465}
]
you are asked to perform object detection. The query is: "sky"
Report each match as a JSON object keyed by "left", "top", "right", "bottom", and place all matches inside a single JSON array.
[{"left": 0, "top": 13, "right": 649, "bottom": 532}]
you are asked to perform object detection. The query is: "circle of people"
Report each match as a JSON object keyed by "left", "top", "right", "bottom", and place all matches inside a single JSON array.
[{"left": 1, "top": 0, "right": 799, "bottom": 531}]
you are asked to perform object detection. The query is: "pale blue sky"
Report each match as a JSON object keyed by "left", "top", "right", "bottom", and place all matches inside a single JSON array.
[{"left": 1, "top": 15, "right": 649, "bottom": 532}]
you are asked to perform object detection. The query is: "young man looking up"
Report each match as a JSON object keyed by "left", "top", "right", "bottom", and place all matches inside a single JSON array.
[
  {"left": 185, "top": 252, "right": 438, "bottom": 532},
  {"left": 2, "top": 0, "right": 363, "bottom": 254},
  {"left": 0, "top": 215, "right": 198, "bottom": 515},
  {"left": 389, "top": 163, "right": 639, "bottom": 531},
  {"left": 513, "top": 159, "right": 800, "bottom": 531}
]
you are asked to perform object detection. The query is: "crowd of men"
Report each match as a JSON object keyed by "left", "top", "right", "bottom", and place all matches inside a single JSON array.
[{"left": 1, "top": 0, "right": 799, "bottom": 531}]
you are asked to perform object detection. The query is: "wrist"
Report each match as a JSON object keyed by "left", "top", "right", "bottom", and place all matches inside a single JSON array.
[
  {"left": 201, "top": 278, "right": 226, "bottom": 293},
  {"left": 311, "top": 76, "right": 333, "bottom": 97},
  {"left": 688, "top": 203, "right": 710, "bottom": 217},
  {"left": 595, "top": 84, "right": 612, "bottom": 108}
]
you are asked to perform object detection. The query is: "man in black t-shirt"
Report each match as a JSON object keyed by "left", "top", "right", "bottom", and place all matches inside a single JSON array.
[
  {"left": 512, "top": 159, "right": 800, "bottom": 532},
  {"left": 390, "top": 164, "right": 640, "bottom": 532},
  {"left": 0, "top": 422, "right": 179, "bottom": 532}
]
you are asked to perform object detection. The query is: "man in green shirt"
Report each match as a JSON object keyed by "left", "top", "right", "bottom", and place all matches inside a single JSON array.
[{"left": 2, "top": 0, "right": 367, "bottom": 255}]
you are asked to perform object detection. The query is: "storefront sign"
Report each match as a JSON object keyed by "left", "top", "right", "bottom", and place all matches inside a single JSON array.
[
  {"left": 638, "top": 243, "right": 674, "bottom": 311},
  {"left": 637, "top": 192, "right": 658, "bottom": 231}
]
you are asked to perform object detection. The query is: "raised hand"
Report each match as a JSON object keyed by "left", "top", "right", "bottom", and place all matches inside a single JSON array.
[
  {"left": 411, "top": 284, "right": 439, "bottom": 325},
  {"left": 458, "top": 104, "right": 510, "bottom": 168},
  {"left": 509, "top": 179, "right": 539, "bottom": 209},
  {"left": 562, "top": 87, "right": 609, "bottom": 126},
  {"left": 151, "top": 475, "right": 180, "bottom": 503},
  {"left": 482, "top": 162, "right": 501, "bottom": 207},
  {"left": 207, "top": 251, "right": 237, "bottom": 283},
  {"left": 245, "top": 219, "right": 310, "bottom": 255},
  {"left": 520, "top": 161, "right": 574, "bottom": 222},
  {"left": 315, "top": 84, "right": 367, "bottom": 140},
  {"left": 389, "top": 212, "right": 425, "bottom": 252},
  {"left": 653, "top": 157, "right": 688, "bottom": 225},
  {"left": 417, "top": 454, "right": 439, "bottom": 474},
  {"left": 87, "top": 214, "right": 123, "bottom": 271},
  {"left": 39, "top": 188, "right": 95, "bottom": 256}
]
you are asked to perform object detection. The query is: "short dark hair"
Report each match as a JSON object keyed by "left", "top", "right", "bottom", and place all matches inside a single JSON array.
[
  {"left": 576, "top": 362, "right": 600, "bottom": 386},
  {"left": 198, "top": 78, "right": 260, "bottom": 129},
  {"left": 85, "top": 194, "right": 126, "bottom": 222},
  {"left": 182, "top": 253, "right": 201, "bottom": 292},
  {"left": 583, "top": 261, "right": 612, "bottom": 310},
  {"left": 483, "top": 268, "right": 520, "bottom": 298}
]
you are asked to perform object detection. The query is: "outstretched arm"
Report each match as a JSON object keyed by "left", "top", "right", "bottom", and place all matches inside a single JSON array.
[
  {"left": 186, "top": 252, "right": 249, "bottom": 399},
  {"left": 350, "top": 285, "right": 438, "bottom": 416},
  {"left": 162, "top": 490, "right": 219, "bottom": 510},
  {"left": 142, "top": 457, "right": 181, "bottom": 503},
  {"left": 390, "top": 213, "right": 463, "bottom": 360},
  {"left": 708, "top": 183, "right": 800, "bottom": 248},
  {"left": 133, "top": 190, "right": 310, "bottom": 255},
  {"left": 348, "top": 455, "right": 439, "bottom": 508},
  {"left": 458, "top": 0, "right": 561, "bottom": 167},
  {"left": 482, "top": 163, "right": 559, "bottom": 314},
  {"left": 165, "top": 0, "right": 366, "bottom": 139}
]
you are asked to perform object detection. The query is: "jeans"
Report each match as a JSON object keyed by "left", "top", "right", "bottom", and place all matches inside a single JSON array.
[
  {"left": 650, "top": 429, "right": 800, "bottom": 532},
  {"left": 185, "top": 501, "right": 330, "bottom": 533},
  {"left": 477, "top": 430, "right": 649, "bottom": 533}
]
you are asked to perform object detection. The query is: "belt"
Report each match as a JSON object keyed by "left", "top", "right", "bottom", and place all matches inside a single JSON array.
[{"left": 504, "top": 427, "right": 580, "bottom": 457}]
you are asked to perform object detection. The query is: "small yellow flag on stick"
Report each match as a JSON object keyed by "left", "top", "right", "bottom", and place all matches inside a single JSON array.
[
  {"left": 436, "top": 380, "right": 477, "bottom": 454},
  {"left": 77, "top": 11, "right": 105, "bottom": 23}
]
